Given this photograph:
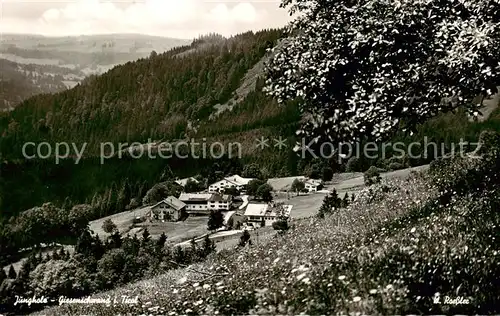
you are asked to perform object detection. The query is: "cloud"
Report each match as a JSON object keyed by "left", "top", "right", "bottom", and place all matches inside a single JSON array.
[{"left": 0, "top": 0, "right": 291, "bottom": 38}]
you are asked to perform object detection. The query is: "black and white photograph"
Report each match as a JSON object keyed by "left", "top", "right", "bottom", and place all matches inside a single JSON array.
[{"left": 0, "top": 0, "right": 499, "bottom": 315}]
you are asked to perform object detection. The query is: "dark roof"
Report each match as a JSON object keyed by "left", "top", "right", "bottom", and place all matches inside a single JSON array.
[
  {"left": 209, "top": 193, "right": 231, "bottom": 202},
  {"left": 151, "top": 196, "right": 186, "bottom": 211}
]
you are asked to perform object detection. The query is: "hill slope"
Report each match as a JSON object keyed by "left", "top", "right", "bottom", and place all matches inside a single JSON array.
[
  {"left": 0, "top": 29, "right": 293, "bottom": 157},
  {"left": 34, "top": 145, "right": 500, "bottom": 315}
]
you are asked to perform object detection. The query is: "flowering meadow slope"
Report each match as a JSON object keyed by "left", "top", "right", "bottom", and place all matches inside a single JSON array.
[{"left": 37, "top": 142, "right": 500, "bottom": 315}]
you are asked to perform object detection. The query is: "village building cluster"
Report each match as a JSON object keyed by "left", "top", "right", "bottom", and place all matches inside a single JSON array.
[{"left": 146, "top": 174, "right": 323, "bottom": 228}]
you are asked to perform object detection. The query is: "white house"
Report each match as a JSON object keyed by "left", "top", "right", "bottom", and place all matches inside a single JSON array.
[
  {"left": 208, "top": 175, "right": 255, "bottom": 193},
  {"left": 178, "top": 193, "right": 233, "bottom": 215},
  {"left": 304, "top": 179, "right": 322, "bottom": 192},
  {"left": 244, "top": 202, "right": 293, "bottom": 227},
  {"left": 148, "top": 196, "right": 186, "bottom": 221},
  {"left": 208, "top": 193, "right": 232, "bottom": 211}
]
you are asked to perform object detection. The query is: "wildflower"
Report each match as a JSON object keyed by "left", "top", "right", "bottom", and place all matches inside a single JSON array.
[
  {"left": 338, "top": 275, "right": 346, "bottom": 280},
  {"left": 353, "top": 296, "right": 361, "bottom": 302},
  {"left": 369, "top": 289, "right": 377, "bottom": 294},
  {"left": 297, "top": 272, "right": 307, "bottom": 281}
]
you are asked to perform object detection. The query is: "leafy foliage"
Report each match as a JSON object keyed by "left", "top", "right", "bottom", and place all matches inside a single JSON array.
[
  {"left": 207, "top": 210, "right": 224, "bottom": 232},
  {"left": 290, "top": 178, "right": 305, "bottom": 194},
  {"left": 256, "top": 183, "right": 273, "bottom": 202},
  {"left": 102, "top": 219, "right": 117, "bottom": 234},
  {"left": 364, "top": 166, "right": 382, "bottom": 186},
  {"left": 247, "top": 179, "right": 267, "bottom": 196},
  {"left": 265, "top": 0, "right": 500, "bottom": 145}
]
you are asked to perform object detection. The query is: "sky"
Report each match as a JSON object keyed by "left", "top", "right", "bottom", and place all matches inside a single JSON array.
[{"left": 0, "top": 0, "right": 293, "bottom": 39}]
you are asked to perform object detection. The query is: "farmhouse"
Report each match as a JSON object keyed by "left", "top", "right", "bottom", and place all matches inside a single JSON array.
[
  {"left": 148, "top": 196, "right": 186, "bottom": 222},
  {"left": 244, "top": 202, "right": 293, "bottom": 227},
  {"left": 304, "top": 179, "right": 322, "bottom": 192},
  {"left": 208, "top": 175, "right": 255, "bottom": 193},
  {"left": 208, "top": 193, "right": 233, "bottom": 211},
  {"left": 179, "top": 193, "right": 233, "bottom": 215}
]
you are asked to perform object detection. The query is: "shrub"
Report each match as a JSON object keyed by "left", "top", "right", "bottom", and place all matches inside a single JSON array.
[
  {"left": 239, "top": 230, "right": 251, "bottom": 247},
  {"left": 477, "top": 129, "right": 500, "bottom": 155},
  {"left": 364, "top": 166, "right": 381, "bottom": 186},
  {"left": 272, "top": 220, "right": 289, "bottom": 233},
  {"left": 102, "top": 219, "right": 117, "bottom": 234}
]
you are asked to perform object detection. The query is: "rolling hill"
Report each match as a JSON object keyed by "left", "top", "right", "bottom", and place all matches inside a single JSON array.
[{"left": 0, "top": 33, "right": 191, "bottom": 111}]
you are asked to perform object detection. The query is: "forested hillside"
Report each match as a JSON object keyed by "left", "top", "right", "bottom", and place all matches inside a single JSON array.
[
  {"left": 0, "top": 29, "right": 295, "bottom": 156},
  {"left": 0, "top": 29, "right": 304, "bottom": 219}
]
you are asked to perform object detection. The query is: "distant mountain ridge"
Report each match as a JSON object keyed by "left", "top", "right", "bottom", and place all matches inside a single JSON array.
[{"left": 0, "top": 33, "right": 192, "bottom": 110}]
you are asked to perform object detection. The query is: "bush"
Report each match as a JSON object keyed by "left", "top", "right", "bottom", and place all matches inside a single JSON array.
[
  {"left": 363, "top": 166, "right": 381, "bottom": 186},
  {"left": 272, "top": 220, "right": 289, "bottom": 232},
  {"left": 477, "top": 129, "right": 500, "bottom": 155},
  {"left": 102, "top": 219, "right": 117, "bottom": 234},
  {"left": 239, "top": 230, "right": 251, "bottom": 247}
]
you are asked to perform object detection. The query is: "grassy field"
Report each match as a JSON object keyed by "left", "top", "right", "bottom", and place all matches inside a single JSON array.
[
  {"left": 140, "top": 217, "right": 209, "bottom": 245},
  {"left": 88, "top": 206, "right": 151, "bottom": 239}
]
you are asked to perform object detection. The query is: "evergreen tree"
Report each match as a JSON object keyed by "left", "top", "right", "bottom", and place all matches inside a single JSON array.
[
  {"left": 239, "top": 230, "right": 251, "bottom": 247},
  {"left": 8, "top": 265, "right": 16, "bottom": 279},
  {"left": 157, "top": 232, "right": 167, "bottom": 249},
  {"left": 92, "top": 235, "right": 105, "bottom": 260},
  {"left": 321, "top": 166, "right": 334, "bottom": 182},
  {"left": 116, "top": 180, "right": 132, "bottom": 211},
  {"left": 0, "top": 267, "right": 7, "bottom": 284},
  {"left": 317, "top": 189, "right": 342, "bottom": 218},
  {"left": 75, "top": 229, "right": 94, "bottom": 256},
  {"left": 342, "top": 192, "right": 350, "bottom": 208},
  {"left": 207, "top": 210, "right": 224, "bottom": 232},
  {"left": 173, "top": 246, "right": 185, "bottom": 264},
  {"left": 160, "top": 166, "right": 174, "bottom": 182},
  {"left": 141, "top": 228, "right": 151, "bottom": 245},
  {"left": 108, "top": 230, "right": 122, "bottom": 249},
  {"left": 202, "top": 235, "right": 216, "bottom": 257}
]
